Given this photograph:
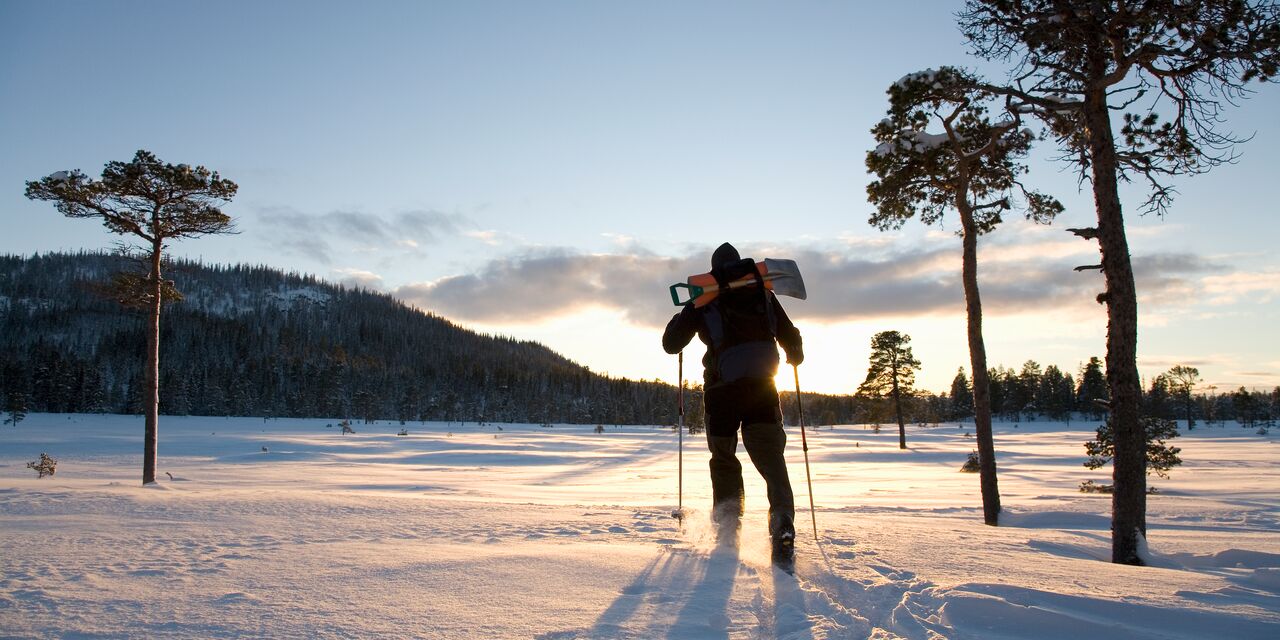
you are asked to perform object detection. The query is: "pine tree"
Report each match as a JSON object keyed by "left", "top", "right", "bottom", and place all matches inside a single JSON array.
[
  {"left": 25, "top": 151, "right": 237, "bottom": 484},
  {"left": 1077, "top": 357, "right": 1108, "bottom": 420},
  {"left": 857, "top": 331, "right": 922, "bottom": 450},
  {"left": 950, "top": 368, "right": 975, "bottom": 420},
  {"left": 1165, "top": 365, "right": 1202, "bottom": 428},
  {"left": 961, "top": 0, "right": 1280, "bottom": 565},
  {"left": 1039, "top": 365, "right": 1074, "bottom": 422},
  {"left": 867, "top": 66, "right": 1060, "bottom": 523},
  {"left": 1085, "top": 417, "right": 1182, "bottom": 480},
  {"left": 1146, "top": 375, "right": 1174, "bottom": 420},
  {"left": 4, "top": 389, "right": 27, "bottom": 426},
  {"left": 1234, "top": 387, "right": 1258, "bottom": 426},
  {"left": 1014, "top": 360, "right": 1043, "bottom": 420}
]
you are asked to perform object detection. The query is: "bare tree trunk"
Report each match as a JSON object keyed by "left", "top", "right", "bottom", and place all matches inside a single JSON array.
[
  {"left": 891, "top": 375, "right": 906, "bottom": 449},
  {"left": 1084, "top": 88, "right": 1145, "bottom": 565},
  {"left": 960, "top": 211, "right": 1001, "bottom": 525},
  {"left": 143, "top": 242, "right": 162, "bottom": 485}
]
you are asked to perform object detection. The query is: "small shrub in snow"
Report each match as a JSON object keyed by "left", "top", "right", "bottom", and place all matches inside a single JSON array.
[
  {"left": 340, "top": 420, "right": 355, "bottom": 435},
  {"left": 960, "top": 451, "right": 981, "bottom": 473},
  {"left": 1079, "top": 480, "right": 1160, "bottom": 494},
  {"left": 397, "top": 429, "right": 408, "bottom": 436},
  {"left": 1084, "top": 416, "right": 1182, "bottom": 478},
  {"left": 594, "top": 424, "right": 605, "bottom": 434},
  {"left": 26, "top": 453, "right": 57, "bottom": 478}
]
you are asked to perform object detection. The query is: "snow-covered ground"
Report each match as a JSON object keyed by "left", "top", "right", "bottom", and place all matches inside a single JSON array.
[{"left": 2, "top": 414, "right": 1277, "bottom": 639}]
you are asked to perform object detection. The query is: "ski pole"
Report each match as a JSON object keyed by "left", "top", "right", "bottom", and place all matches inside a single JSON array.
[
  {"left": 793, "top": 364, "right": 818, "bottom": 542},
  {"left": 673, "top": 351, "right": 685, "bottom": 524}
]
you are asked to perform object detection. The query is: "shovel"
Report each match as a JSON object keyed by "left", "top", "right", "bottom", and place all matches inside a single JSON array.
[{"left": 669, "top": 258, "right": 807, "bottom": 307}]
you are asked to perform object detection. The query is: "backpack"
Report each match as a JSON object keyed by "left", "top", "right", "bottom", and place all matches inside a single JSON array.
[{"left": 702, "top": 258, "right": 779, "bottom": 385}]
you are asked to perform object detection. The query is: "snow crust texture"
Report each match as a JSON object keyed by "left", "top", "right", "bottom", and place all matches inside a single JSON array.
[{"left": 2, "top": 414, "right": 1278, "bottom": 639}]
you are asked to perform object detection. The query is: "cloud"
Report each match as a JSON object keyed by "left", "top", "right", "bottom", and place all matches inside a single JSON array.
[
  {"left": 391, "top": 238, "right": 1227, "bottom": 328},
  {"left": 1139, "top": 355, "right": 1227, "bottom": 370},
  {"left": 332, "top": 268, "right": 385, "bottom": 290},
  {"left": 463, "top": 230, "right": 504, "bottom": 246},
  {"left": 1200, "top": 269, "right": 1280, "bottom": 305},
  {"left": 256, "top": 206, "right": 467, "bottom": 258},
  {"left": 1132, "top": 252, "right": 1228, "bottom": 307},
  {"left": 274, "top": 236, "right": 335, "bottom": 265},
  {"left": 395, "top": 248, "right": 698, "bottom": 326}
]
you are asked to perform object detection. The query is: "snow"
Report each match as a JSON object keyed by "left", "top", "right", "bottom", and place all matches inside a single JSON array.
[
  {"left": 894, "top": 68, "right": 942, "bottom": 90},
  {"left": 874, "top": 131, "right": 953, "bottom": 157},
  {"left": 267, "top": 286, "right": 331, "bottom": 307},
  {"left": 46, "top": 171, "right": 70, "bottom": 182},
  {"left": 2, "top": 415, "right": 1278, "bottom": 638}
]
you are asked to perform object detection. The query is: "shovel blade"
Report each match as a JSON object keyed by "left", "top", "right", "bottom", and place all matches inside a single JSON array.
[{"left": 761, "top": 258, "right": 807, "bottom": 301}]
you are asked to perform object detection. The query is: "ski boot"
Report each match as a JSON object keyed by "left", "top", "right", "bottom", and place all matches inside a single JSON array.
[{"left": 771, "top": 531, "right": 795, "bottom": 572}]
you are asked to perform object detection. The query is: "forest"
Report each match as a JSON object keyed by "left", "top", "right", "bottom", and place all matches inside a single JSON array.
[
  {"left": 4, "top": 252, "right": 1275, "bottom": 431},
  {"left": 0, "top": 252, "right": 676, "bottom": 425}
]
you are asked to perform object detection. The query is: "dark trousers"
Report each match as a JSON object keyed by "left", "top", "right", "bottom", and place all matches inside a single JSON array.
[{"left": 704, "top": 378, "right": 795, "bottom": 540}]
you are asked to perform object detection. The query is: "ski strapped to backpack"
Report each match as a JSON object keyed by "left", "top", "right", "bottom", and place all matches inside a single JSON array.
[{"left": 669, "top": 258, "right": 807, "bottom": 308}]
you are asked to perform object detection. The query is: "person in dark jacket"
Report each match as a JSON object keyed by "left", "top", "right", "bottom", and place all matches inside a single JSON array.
[{"left": 662, "top": 242, "right": 803, "bottom": 562}]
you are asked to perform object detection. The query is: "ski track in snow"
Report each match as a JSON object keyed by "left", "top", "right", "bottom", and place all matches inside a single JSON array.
[{"left": 2, "top": 414, "right": 1279, "bottom": 638}]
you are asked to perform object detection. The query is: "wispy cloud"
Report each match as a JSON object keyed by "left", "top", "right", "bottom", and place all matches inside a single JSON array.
[
  {"left": 1201, "top": 269, "right": 1280, "bottom": 305},
  {"left": 256, "top": 206, "right": 468, "bottom": 259},
  {"left": 463, "top": 230, "right": 505, "bottom": 246}
]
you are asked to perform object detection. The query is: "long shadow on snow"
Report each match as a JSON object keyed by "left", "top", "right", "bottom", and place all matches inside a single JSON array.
[{"left": 582, "top": 545, "right": 742, "bottom": 639}]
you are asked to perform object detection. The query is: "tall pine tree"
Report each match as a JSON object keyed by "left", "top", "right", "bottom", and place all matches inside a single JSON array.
[
  {"left": 961, "top": 0, "right": 1280, "bottom": 565},
  {"left": 867, "top": 65, "right": 1061, "bottom": 524},
  {"left": 26, "top": 151, "right": 237, "bottom": 484}
]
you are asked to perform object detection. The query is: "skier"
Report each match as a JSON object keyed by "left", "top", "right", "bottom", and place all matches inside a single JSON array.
[{"left": 662, "top": 242, "right": 804, "bottom": 565}]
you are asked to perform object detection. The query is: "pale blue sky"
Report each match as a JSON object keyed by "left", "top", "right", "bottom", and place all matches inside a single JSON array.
[{"left": 4, "top": 0, "right": 1278, "bottom": 394}]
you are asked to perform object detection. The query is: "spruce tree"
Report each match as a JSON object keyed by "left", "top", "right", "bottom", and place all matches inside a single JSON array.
[
  {"left": 25, "top": 151, "right": 237, "bottom": 484},
  {"left": 4, "top": 389, "right": 27, "bottom": 426},
  {"left": 950, "top": 368, "right": 975, "bottom": 420},
  {"left": 961, "top": 0, "right": 1280, "bottom": 565},
  {"left": 1077, "top": 357, "right": 1109, "bottom": 420}
]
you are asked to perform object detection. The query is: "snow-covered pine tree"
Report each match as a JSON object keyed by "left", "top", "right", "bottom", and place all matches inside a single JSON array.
[{"left": 867, "top": 65, "right": 1061, "bottom": 524}]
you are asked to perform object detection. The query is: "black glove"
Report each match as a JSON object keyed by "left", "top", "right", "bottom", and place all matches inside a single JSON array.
[{"left": 786, "top": 346, "right": 804, "bottom": 366}]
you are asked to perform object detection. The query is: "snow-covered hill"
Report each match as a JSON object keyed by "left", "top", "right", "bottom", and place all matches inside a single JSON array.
[{"left": 2, "top": 415, "right": 1277, "bottom": 638}]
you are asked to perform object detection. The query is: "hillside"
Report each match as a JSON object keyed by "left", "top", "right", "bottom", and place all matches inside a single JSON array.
[{"left": 0, "top": 252, "right": 675, "bottom": 424}]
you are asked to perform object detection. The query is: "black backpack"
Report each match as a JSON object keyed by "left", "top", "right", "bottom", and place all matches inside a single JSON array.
[{"left": 702, "top": 258, "right": 779, "bottom": 385}]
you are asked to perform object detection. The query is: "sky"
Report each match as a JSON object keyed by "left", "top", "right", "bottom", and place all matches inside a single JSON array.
[{"left": 3, "top": 0, "right": 1278, "bottom": 395}]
